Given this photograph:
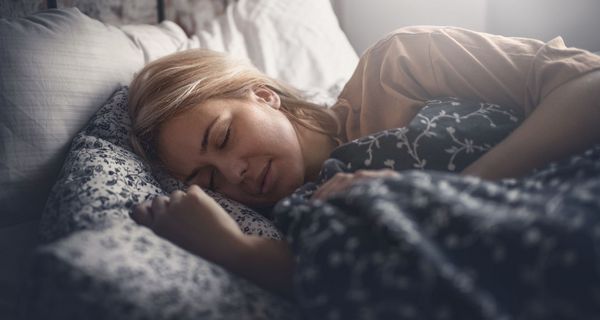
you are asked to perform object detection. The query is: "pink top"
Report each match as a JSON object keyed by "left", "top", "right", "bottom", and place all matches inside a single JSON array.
[{"left": 332, "top": 26, "right": 600, "bottom": 141}]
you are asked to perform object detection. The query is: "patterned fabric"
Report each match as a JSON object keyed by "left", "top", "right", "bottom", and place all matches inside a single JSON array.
[
  {"left": 273, "top": 134, "right": 600, "bottom": 318},
  {"left": 39, "top": 86, "right": 281, "bottom": 243},
  {"left": 331, "top": 98, "right": 521, "bottom": 172},
  {"left": 30, "top": 87, "right": 298, "bottom": 320},
  {"left": 31, "top": 90, "right": 534, "bottom": 319},
  {"left": 25, "top": 224, "right": 298, "bottom": 320}
]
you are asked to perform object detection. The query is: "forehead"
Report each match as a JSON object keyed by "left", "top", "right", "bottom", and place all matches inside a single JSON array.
[
  {"left": 156, "top": 102, "right": 217, "bottom": 175},
  {"left": 162, "top": 98, "right": 233, "bottom": 136}
]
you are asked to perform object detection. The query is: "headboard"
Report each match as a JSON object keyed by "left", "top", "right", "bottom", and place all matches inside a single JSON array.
[
  {"left": 1, "top": 0, "right": 230, "bottom": 35},
  {"left": 46, "top": 0, "right": 166, "bottom": 23}
]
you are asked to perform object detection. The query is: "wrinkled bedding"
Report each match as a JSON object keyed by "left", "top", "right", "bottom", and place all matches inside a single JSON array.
[
  {"left": 30, "top": 87, "right": 298, "bottom": 320},
  {"left": 274, "top": 131, "right": 600, "bottom": 319}
]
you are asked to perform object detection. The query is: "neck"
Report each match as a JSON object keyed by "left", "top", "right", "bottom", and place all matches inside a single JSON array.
[{"left": 295, "top": 124, "right": 337, "bottom": 182}]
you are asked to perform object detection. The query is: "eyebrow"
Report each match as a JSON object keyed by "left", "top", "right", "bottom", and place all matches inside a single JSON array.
[{"left": 184, "top": 115, "right": 219, "bottom": 184}]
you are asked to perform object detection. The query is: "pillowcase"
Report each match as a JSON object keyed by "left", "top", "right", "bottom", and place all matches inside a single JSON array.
[
  {"left": 27, "top": 223, "right": 298, "bottom": 320},
  {"left": 194, "top": 0, "right": 358, "bottom": 97},
  {"left": 0, "top": 7, "right": 201, "bottom": 228},
  {"left": 0, "top": 10, "right": 200, "bottom": 319},
  {"left": 330, "top": 98, "right": 522, "bottom": 173},
  {"left": 40, "top": 86, "right": 281, "bottom": 242},
  {"left": 120, "top": 20, "right": 200, "bottom": 63},
  {"left": 34, "top": 86, "right": 294, "bottom": 319},
  {"left": 0, "top": 8, "right": 144, "bottom": 227}
]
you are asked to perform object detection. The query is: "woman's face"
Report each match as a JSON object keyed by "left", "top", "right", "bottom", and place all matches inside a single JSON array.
[{"left": 157, "top": 88, "right": 306, "bottom": 207}]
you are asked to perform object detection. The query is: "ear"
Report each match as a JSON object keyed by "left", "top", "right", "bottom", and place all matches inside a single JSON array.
[{"left": 252, "top": 87, "right": 281, "bottom": 110}]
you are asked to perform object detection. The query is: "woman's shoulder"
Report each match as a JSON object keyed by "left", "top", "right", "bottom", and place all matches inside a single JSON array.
[
  {"left": 367, "top": 25, "right": 443, "bottom": 52},
  {"left": 371, "top": 26, "right": 506, "bottom": 50}
]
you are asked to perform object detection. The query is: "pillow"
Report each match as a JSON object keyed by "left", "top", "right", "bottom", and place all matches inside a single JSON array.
[
  {"left": 0, "top": 10, "right": 202, "bottom": 319},
  {"left": 120, "top": 21, "right": 200, "bottom": 63},
  {"left": 0, "top": 8, "right": 145, "bottom": 227},
  {"left": 194, "top": 0, "right": 358, "bottom": 97},
  {"left": 330, "top": 98, "right": 522, "bottom": 173},
  {"left": 27, "top": 223, "right": 299, "bottom": 320},
  {"left": 40, "top": 86, "right": 281, "bottom": 242},
  {"left": 32, "top": 87, "right": 296, "bottom": 319},
  {"left": 0, "top": 7, "right": 202, "bottom": 228}
]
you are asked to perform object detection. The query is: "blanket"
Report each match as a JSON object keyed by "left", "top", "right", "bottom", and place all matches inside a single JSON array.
[{"left": 273, "top": 131, "right": 600, "bottom": 320}]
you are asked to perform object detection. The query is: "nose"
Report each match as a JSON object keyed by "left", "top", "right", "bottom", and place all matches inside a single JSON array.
[{"left": 217, "top": 156, "right": 248, "bottom": 185}]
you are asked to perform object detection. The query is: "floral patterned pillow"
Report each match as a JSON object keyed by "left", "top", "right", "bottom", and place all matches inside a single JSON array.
[
  {"left": 40, "top": 86, "right": 281, "bottom": 242},
  {"left": 31, "top": 87, "right": 298, "bottom": 320},
  {"left": 331, "top": 97, "right": 522, "bottom": 173}
]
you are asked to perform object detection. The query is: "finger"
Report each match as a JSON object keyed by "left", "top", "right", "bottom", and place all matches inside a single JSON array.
[
  {"left": 130, "top": 200, "right": 153, "bottom": 227},
  {"left": 313, "top": 173, "right": 348, "bottom": 199},
  {"left": 324, "top": 177, "right": 355, "bottom": 199},
  {"left": 354, "top": 170, "right": 375, "bottom": 178},
  {"left": 312, "top": 175, "right": 339, "bottom": 200},
  {"left": 186, "top": 184, "right": 204, "bottom": 196},
  {"left": 151, "top": 195, "right": 169, "bottom": 210},
  {"left": 186, "top": 184, "right": 208, "bottom": 200},
  {"left": 355, "top": 169, "right": 399, "bottom": 178},
  {"left": 169, "top": 189, "right": 185, "bottom": 203},
  {"left": 150, "top": 195, "right": 170, "bottom": 225},
  {"left": 186, "top": 184, "right": 221, "bottom": 211},
  {"left": 313, "top": 173, "right": 354, "bottom": 200},
  {"left": 355, "top": 169, "right": 385, "bottom": 178}
]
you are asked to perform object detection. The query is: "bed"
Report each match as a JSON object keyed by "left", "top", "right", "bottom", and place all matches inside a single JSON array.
[
  {"left": 0, "top": 1, "right": 357, "bottom": 319},
  {"left": 3, "top": 1, "right": 600, "bottom": 319}
]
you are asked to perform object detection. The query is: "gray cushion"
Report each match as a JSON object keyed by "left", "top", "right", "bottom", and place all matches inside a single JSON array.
[{"left": 0, "top": 8, "right": 144, "bottom": 226}]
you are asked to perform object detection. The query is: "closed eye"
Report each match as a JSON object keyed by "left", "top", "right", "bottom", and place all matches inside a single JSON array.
[
  {"left": 201, "top": 124, "right": 230, "bottom": 189},
  {"left": 219, "top": 126, "right": 231, "bottom": 149},
  {"left": 209, "top": 126, "right": 230, "bottom": 190}
]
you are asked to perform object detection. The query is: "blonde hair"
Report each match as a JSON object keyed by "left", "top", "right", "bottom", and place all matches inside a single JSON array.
[{"left": 128, "top": 49, "right": 339, "bottom": 163}]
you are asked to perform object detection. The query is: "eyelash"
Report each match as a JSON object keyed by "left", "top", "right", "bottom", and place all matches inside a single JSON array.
[
  {"left": 219, "top": 127, "right": 231, "bottom": 149},
  {"left": 209, "top": 126, "right": 231, "bottom": 190}
]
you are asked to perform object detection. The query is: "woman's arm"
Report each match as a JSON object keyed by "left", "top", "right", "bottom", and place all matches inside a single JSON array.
[
  {"left": 130, "top": 185, "right": 295, "bottom": 298},
  {"left": 462, "top": 70, "right": 600, "bottom": 179},
  {"left": 232, "top": 235, "right": 295, "bottom": 298}
]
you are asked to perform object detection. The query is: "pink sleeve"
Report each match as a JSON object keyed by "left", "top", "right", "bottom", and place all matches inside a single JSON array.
[{"left": 332, "top": 26, "right": 600, "bottom": 142}]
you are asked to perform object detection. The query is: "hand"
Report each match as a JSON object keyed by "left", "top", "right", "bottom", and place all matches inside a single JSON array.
[
  {"left": 132, "top": 186, "right": 295, "bottom": 298},
  {"left": 311, "top": 169, "right": 400, "bottom": 201},
  {"left": 130, "top": 185, "right": 245, "bottom": 266}
]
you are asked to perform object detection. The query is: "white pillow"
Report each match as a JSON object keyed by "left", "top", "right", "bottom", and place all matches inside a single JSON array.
[
  {"left": 0, "top": 11, "right": 201, "bottom": 317},
  {"left": 195, "top": 0, "right": 358, "bottom": 96},
  {"left": 0, "top": 8, "right": 139, "bottom": 226},
  {"left": 120, "top": 20, "right": 200, "bottom": 63},
  {"left": 0, "top": 8, "right": 197, "bottom": 227}
]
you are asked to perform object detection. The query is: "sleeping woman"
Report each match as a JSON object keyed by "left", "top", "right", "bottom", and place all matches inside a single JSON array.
[{"left": 128, "top": 26, "right": 600, "bottom": 319}]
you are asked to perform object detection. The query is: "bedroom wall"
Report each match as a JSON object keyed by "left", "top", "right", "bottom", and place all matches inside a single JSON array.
[
  {"left": 486, "top": 0, "right": 600, "bottom": 52},
  {"left": 331, "top": 0, "right": 487, "bottom": 55},
  {"left": 333, "top": 0, "right": 600, "bottom": 54}
]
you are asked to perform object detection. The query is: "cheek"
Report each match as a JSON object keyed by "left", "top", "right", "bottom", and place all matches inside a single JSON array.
[
  {"left": 273, "top": 118, "right": 302, "bottom": 151},
  {"left": 274, "top": 139, "right": 305, "bottom": 194},
  {"left": 251, "top": 114, "right": 302, "bottom": 157},
  {"left": 263, "top": 107, "right": 294, "bottom": 133},
  {"left": 266, "top": 117, "right": 298, "bottom": 141}
]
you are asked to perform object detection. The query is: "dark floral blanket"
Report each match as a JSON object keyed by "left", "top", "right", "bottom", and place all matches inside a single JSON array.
[{"left": 273, "top": 133, "right": 600, "bottom": 320}]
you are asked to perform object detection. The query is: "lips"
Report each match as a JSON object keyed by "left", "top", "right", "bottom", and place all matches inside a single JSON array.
[{"left": 259, "top": 159, "right": 272, "bottom": 195}]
